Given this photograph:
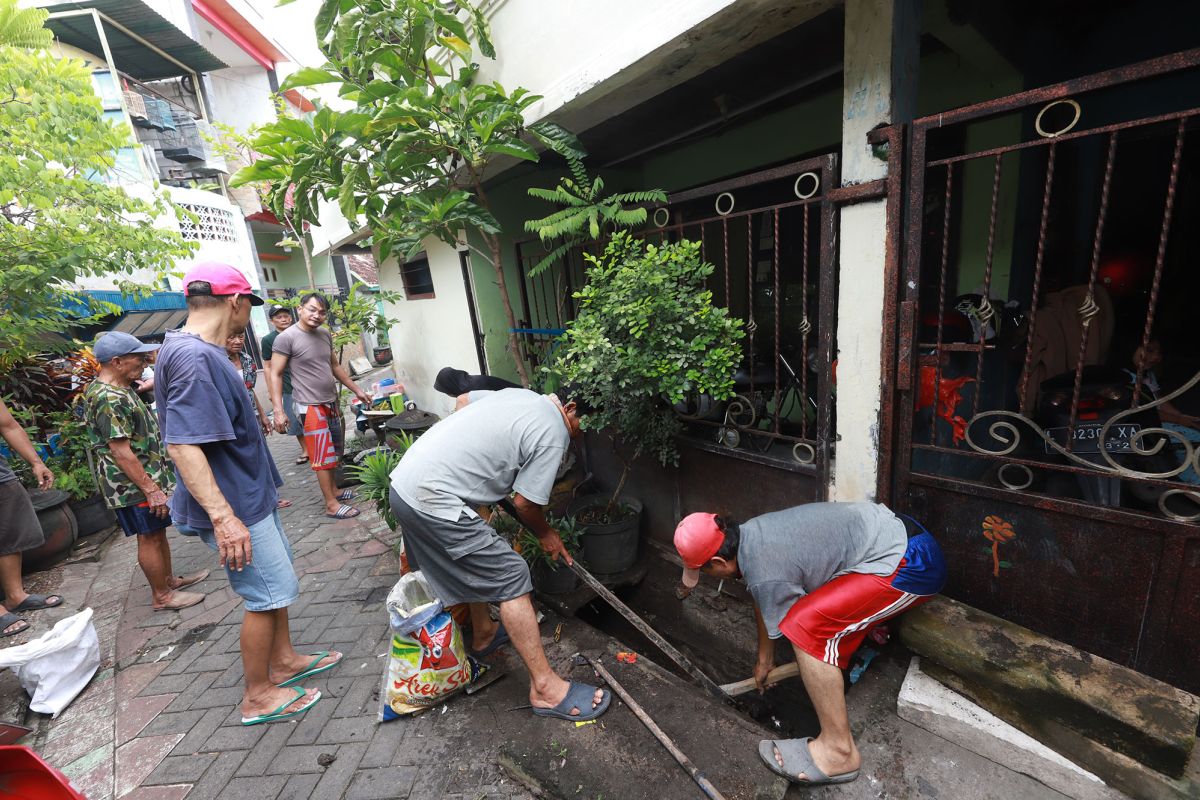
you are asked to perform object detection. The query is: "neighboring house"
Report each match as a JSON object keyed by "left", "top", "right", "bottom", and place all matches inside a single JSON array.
[
  {"left": 307, "top": 0, "right": 1200, "bottom": 698},
  {"left": 36, "top": 0, "right": 319, "bottom": 340}
]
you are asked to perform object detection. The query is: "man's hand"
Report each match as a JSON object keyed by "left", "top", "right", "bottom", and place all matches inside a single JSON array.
[
  {"left": 212, "top": 515, "right": 252, "bottom": 571},
  {"left": 259, "top": 414, "right": 273, "bottom": 437},
  {"left": 146, "top": 488, "right": 170, "bottom": 519},
  {"left": 33, "top": 462, "right": 53, "bottom": 491},
  {"left": 754, "top": 657, "right": 776, "bottom": 694},
  {"left": 537, "top": 529, "right": 573, "bottom": 566},
  {"left": 354, "top": 389, "right": 371, "bottom": 407},
  {"left": 273, "top": 413, "right": 289, "bottom": 434}
]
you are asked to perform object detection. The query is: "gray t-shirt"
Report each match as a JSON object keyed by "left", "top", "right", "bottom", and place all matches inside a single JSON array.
[
  {"left": 271, "top": 325, "right": 336, "bottom": 406},
  {"left": 738, "top": 503, "right": 907, "bottom": 639},
  {"left": 391, "top": 389, "right": 568, "bottom": 522}
]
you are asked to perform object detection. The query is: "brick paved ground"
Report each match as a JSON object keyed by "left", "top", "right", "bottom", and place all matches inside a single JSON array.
[{"left": 28, "top": 432, "right": 535, "bottom": 800}]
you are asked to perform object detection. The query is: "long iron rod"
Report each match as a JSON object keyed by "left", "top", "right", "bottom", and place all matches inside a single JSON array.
[
  {"left": 581, "top": 654, "right": 729, "bottom": 800},
  {"left": 495, "top": 498, "right": 727, "bottom": 700}
]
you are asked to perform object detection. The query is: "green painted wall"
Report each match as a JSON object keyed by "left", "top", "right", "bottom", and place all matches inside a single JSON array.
[{"left": 253, "top": 231, "right": 335, "bottom": 291}]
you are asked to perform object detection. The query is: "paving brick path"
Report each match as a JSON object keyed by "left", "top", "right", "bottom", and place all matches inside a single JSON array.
[{"left": 28, "top": 433, "right": 534, "bottom": 800}]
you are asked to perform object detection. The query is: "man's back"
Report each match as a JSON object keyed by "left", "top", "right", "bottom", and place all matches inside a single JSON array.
[
  {"left": 392, "top": 389, "right": 568, "bottom": 522},
  {"left": 273, "top": 325, "right": 335, "bottom": 406},
  {"left": 155, "top": 330, "right": 280, "bottom": 529}
]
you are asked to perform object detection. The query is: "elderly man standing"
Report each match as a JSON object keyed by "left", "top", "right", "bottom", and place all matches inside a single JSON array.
[
  {"left": 388, "top": 387, "right": 610, "bottom": 722},
  {"left": 0, "top": 398, "right": 62, "bottom": 638},
  {"left": 157, "top": 262, "right": 341, "bottom": 725},
  {"left": 82, "top": 332, "right": 208, "bottom": 611},
  {"left": 268, "top": 292, "right": 371, "bottom": 519}
]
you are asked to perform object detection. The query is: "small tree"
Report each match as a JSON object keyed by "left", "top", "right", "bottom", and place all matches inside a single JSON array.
[
  {"left": 554, "top": 233, "right": 743, "bottom": 510},
  {"left": 0, "top": 0, "right": 193, "bottom": 369},
  {"left": 234, "top": 0, "right": 585, "bottom": 387}
]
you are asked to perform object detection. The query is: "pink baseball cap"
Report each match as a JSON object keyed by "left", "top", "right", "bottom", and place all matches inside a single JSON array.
[
  {"left": 183, "top": 262, "right": 264, "bottom": 306},
  {"left": 674, "top": 512, "right": 724, "bottom": 588}
]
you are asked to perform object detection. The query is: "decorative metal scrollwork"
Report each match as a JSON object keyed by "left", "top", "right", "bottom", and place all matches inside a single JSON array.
[
  {"left": 997, "top": 463, "right": 1034, "bottom": 490},
  {"left": 652, "top": 207, "right": 670, "bottom": 228},
  {"left": 964, "top": 368, "right": 1200, "bottom": 521},
  {"left": 724, "top": 394, "right": 757, "bottom": 428},
  {"left": 792, "top": 442, "right": 816, "bottom": 465},
  {"left": 1034, "top": 98, "right": 1082, "bottom": 139},
  {"left": 715, "top": 192, "right": 735, "bottom": 216},
  {"left": 1078, "top": 292, "right": 1100, "bottom": 323},
  {"left": 798, "top": 317, "right": 812, "bottom": 336}
]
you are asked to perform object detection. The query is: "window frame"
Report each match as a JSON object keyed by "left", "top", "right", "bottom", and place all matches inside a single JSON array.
[{"left": 400, "top": 254, "right": 436, "bottom": 300}]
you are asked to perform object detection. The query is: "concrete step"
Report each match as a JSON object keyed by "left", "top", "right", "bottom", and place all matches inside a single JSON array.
[
  {"left": 899, "top": 597, "right": 1199, "bottom": 779},
  {"left": 898, "top": 657, "right": 1126, "bottom": 800}
]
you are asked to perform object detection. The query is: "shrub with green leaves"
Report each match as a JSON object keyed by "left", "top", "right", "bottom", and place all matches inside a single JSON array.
[{"left": 554, "top": 233, "right": 743, "bottom": 489}]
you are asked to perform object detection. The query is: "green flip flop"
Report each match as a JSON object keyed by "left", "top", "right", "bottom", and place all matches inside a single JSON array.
[
  {"left": 240, "top": 687, "right": 321, "bottom": 726},
  {"left": 276, "top": 651, "right": 343, "bottom": 687}
]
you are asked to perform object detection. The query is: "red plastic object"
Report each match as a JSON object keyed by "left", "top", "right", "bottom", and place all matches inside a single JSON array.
[{"left": 0, "top": 746, "right": 87, "bottom": 800}]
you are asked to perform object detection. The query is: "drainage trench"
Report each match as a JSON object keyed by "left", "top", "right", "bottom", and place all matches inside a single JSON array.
[{"left": 562, "top": 551, "right": 821, "bottom": 738}]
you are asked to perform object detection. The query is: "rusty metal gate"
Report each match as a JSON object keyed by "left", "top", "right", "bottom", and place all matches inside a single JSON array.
[
  {"left": 890, "top": 50, "right": 1200, "bottom": 692},
  {"left": 516, "top": 154, "right": 841, "bottom": 496}
]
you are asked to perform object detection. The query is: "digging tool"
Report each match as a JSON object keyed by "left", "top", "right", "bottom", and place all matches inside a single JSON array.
[
  {"left": 578, "top": 653, "right": 729, "bottom": 800},
  {"left": 719, "top": 662, "right": 801, "bottom": 697},
  {"left": 495, "top": 498, "right": 729, "bottom": 701}
]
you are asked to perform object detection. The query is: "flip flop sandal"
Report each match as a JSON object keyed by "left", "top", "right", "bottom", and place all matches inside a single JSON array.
[
  {"left": 336, "top": 489, "right": 356, "bottom": 501},
  {"left": 0, "top": 613, "right": 29, "bottom": 638},
  {"left": 277, "top": 651, "right": 344, "bottom": 687},
  {"left": 172, "top": 570, "right": 210, "bottom": 589},
  {"left": 10, "top": 594, "right": 62, "bottom": 612},
  {"left": 296, "top": 455, "right": 309, "bottom": 464},
  {"left": 532, "top": 681, "right": 611, "bottom": 722},
  {"left": 241, "top": 687, "right": 321, "bottom": 726},
  {"left": 276, "top": 498, "right": 294, "bottom": 509},
  {"left": 758, "top": 738, "right": 860, "bottom": 786},
  {"left": 469, "top": 621, "right": 510, "bottom": 659},
  {"left": 325, "top": 505, "right": 360, "bottom": 519}
]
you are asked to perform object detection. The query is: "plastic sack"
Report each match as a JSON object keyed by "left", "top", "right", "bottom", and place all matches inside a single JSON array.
[
  {"left": 378, "top": 571, "right": 486, "bottom": 721},
  {"left": 0, "top": 608, "right": 100, "bottom": 717}
]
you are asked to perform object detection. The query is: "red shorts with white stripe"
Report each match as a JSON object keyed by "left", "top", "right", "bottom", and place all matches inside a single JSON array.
[{"left": 777, "top": 559, "right": 931, "bottom": 670}]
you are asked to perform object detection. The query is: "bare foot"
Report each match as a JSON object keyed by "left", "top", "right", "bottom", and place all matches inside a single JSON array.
[
  {"left": 269, "top": 651, "right": 342, "bottom": 685},
  {"left": 242, "top": 686, "right": 319, "bottom": 720},
  {"left": 530, "top": 677, "right": 605, "bottom": 716},
  {"left": 772, "top": 737, "right": 860, "bottom": 781}
]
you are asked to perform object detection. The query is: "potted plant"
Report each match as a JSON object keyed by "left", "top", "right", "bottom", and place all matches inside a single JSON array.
[
  {"left": 347, "top": 433, "right": 414, "bottom": 532},
  {"left": 554, "top": 233, "right": 743, "bottom": 574},
  {"left": 493, "top": 509, "right": 583, "bottom": 594}
]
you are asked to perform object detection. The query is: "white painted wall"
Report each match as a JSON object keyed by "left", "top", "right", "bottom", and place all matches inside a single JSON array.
[
  {"left": 207, "top": 67, "right": 277, "bottom": 132},
  {"left": 377, "top": 239, "right": 481, "bottom": 417}
]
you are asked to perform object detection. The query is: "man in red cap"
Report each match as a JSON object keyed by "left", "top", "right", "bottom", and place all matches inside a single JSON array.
[
  {"left": 674, "top": 503, "right": 946, "bottom": 787},
  {"left": 155, "top": 263, "right": 341, "bottom": 725}
]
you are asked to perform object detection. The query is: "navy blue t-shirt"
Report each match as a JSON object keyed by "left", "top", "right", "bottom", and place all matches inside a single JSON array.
[{"left": 156, "top": 329, "right": 282, "bottom": 529}]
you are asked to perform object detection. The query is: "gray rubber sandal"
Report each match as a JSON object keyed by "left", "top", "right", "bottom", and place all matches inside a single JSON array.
[
  {"left": 532, "top": 681, "right": 611, "bottom": 721},
  {"left": 10, "top": 594, "right": 62, "bottom": 612},
  {"left": 0, "top": 612, "right": 29, "bottom": 638},
  {"left": 758, "top": 737, "right": 860, "bottom": 786}
]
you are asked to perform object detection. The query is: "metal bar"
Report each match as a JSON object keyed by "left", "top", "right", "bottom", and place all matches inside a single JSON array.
[
  {"left": 925, "top": 107, "right": 1199, "bottom": 167},
  {"left": 912, "top": 48, "right": 1200, "bottom": 131},
  {"left": 514, "top": 241, "right": 533, "bottom": 328},
  {"left": 931, "top": 163, "right": 954, "bottom": 445},
  {"left": 814, "top": 154, "right": 839, "bottom": 499},
  {"left": 580, "top": 655, "right": 729, "bottom": 800},
  {"left": 1018, "top": 142, "right": 1058, "bottom": 414},
  {"left": 88, "top": 10, "right": 142, "bottom": 182},
  {"left": 458, "top": 250, "right": 488, "bottom": 374},
  {"left": 773, "top": 208, "right": 781, "bottom": 435},
  {"left": 668, "top": 155, "right": 834, "bottom": 205},
  {"left": 747, "top": 214, "right": 755, "bottom": 397},
  {"left": 1067, "top": 133, "right": 1120, "bottom": 441},
  {"left": 973, "top": 155, "right": 1004, "bottom": 417},
  {"left": 1134, "top": 118, "right": 1187, "bottom": 404},
  {"left": 570, "top": 562, "right": 729, "bottom": 701},
  {"left": 875, "top": 123, "right": 907, "bottom": 505},
  {"left": 801, "top": 203, "right": 810, "bottom": 441},
  {"left": 722, "top": 218, "right": 730, "bottom": 308},
  {"left": 827, "top": 179, "right": 888, "bottom": 204}
]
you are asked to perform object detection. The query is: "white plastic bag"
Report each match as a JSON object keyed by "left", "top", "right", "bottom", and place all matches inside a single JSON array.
[{"left": 0, "top": 608, "right": 100, "bottom": 717}]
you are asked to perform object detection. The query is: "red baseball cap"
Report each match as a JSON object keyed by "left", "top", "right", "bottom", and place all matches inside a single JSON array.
[
  {"left": 183, "top": 262, "right": 264, "bottom": 306},
  {"left": 674, "top": 512, "right": 724, "bottom": 588}
]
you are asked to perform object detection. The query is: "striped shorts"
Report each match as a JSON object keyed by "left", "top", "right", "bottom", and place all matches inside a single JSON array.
[{"left": 778, "top": 532, "right": 945, "bottom": 669}]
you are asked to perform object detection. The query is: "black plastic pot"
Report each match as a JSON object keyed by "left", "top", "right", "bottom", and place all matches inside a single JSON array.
[
  {"left": 69, "top": 494, "right": 116, "bottom": 538},
  {"left": 530, "top": 559, "right": 578, "bottom": 594},
  {"left": 373, "top": 347, "right": 392, "bottom": 365},
  {"left": 25, "top": 488, "right": 78, "bottom": 572},
  {"left": 567, "top": 494, "right": 643, "bottom": 575}
]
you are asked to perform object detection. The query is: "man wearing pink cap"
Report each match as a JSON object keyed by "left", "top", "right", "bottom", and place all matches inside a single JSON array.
[
  {"left": 155, "top": 263, "right": 342, "bottom": 725},
  {"left": 674, "top": 503, "right": 946, "bottom": 787}
]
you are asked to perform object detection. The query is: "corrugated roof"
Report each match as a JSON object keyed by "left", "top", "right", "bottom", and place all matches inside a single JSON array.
[{"left": 40, "top": 0, "right": 227, "bottom": 81}]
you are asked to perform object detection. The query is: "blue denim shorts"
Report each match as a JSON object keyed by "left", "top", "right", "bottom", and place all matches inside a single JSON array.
[
  {"left": 281, "top": 392, "right": 304, "bottom": 437},
  {"left": 115, "top": 503, "right": 168, "bottom": 537},
  {"left": 176, "top": 511, "right": 299, "bottom": 611}
]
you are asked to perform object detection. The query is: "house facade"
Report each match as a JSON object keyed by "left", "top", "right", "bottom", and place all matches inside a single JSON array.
[{"left": 308, "top": 0, "right": 1200, "bottom": 695}]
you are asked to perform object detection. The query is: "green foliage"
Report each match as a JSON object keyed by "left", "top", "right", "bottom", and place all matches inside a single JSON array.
[
  {"left": 490, "top": 508, "right": 583, "bottom": 570},
  {"left": 348, "top": 434, "right": 415, "bottom": 530},
  {"left": 0, "top": 13, "right": 193, "bottom": 369},
  {"left": 231, "top": 0, "right": 586, "bottom": 385},
  {"left": 524, "top": 155, "right": 666, "bottom": 277},
  {"left": 553, "top": 233, "right": 743, "bottom": 470},
  {"left": 0, "top": 0, "right": 50, "bottom": 49},
  {"left": 328, "top": 283, "right": 401, "bottom": 353}
]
